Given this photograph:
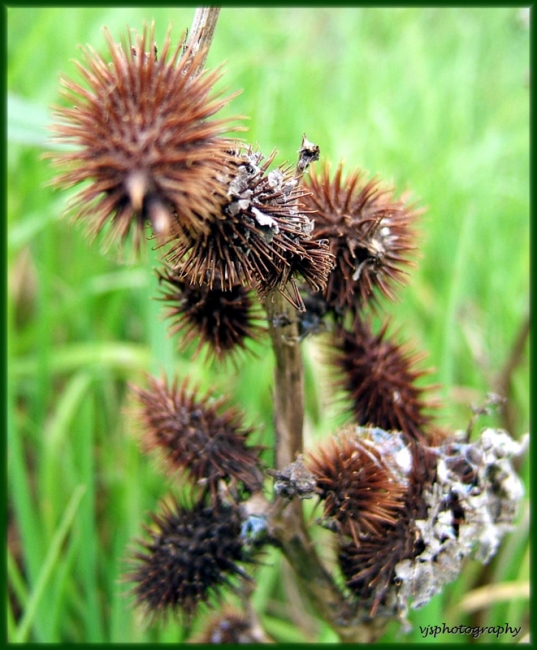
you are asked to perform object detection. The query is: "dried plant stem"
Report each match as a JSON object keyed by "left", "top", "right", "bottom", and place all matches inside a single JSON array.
[
  {"left": 182, "top": 13, "right": 383, "bottom": 640},
  {"left": 180, "top": 9, "right": 373, "bottom": 640},
  {"left": 264, "top": 289, "right": 381, "bottom": 642},
  {"left": 264, "top": 290, "right": 304, "bottom": 470},
  {"left": 268, "top": 500, "right": 382, "bottom": 643},
  {"left": 187, "top": 7, "right": 221, "bottom": 76}
]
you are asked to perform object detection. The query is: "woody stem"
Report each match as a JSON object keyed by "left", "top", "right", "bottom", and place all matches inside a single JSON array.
[
  {"left": 264, "top": 290, "right": 304, "bottom": 470},
  {"left": 187, "top": 7, "right": 221, "bottom": 76},
  {"left": 264, "top": 290, "right": 382, "bottom": 642}
]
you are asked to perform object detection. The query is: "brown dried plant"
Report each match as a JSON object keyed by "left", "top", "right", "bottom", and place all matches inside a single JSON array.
[
  {"left": 48, "top": 23, "right": 240, "bottom": 250},
  {"left": 301, "top": 162, "right": 421, "bottom": 316}
]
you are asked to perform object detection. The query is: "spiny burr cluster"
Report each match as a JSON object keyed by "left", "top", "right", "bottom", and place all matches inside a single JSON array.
[
  {"left": 337, "top": 435, "right": 438, "bottom": 617},
  {"left": 300, "top": 162, "right": 421, "bottom": 317},
  {"left": 305, "top": 428, "right": 408, "bottom": 544},
  {"left": 306, "top": 426, "right": 525, "bottom": 620},
  {"left": 333, "top": 318, "right": 439, "bottom": 443},
  {"left": 49, "top": 24, "right": 334, "bottom": 355},
  {"left": 165, "top": 146, "right": 334, "bottom": 309},
  {"left": 157, "top": 266, "right": 265, "bottom": 361},
  {"left": 128, "top": 372, "right": 268, "bottom": 620},
  {"left": 282, "top": 137, "right": 525, "bottom": 626},
  {"left": 192, "top": 608, "right": 271, "bottom": 643},
  {"left": 127, "top": 498, "right": 257, "bottom": 621},
  {"left": 48, "top": 19, "right": 526, "bottom": 639},
  {"left": 131, "top": 374, "right": 265, "bottom": 498},
  {"left": 48, "top": 24, "right": 239, "bottom": 250}
]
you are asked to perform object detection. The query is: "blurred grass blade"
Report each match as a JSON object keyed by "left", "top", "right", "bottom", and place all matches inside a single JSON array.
[
  {"left": 7, "top": 596, "right": 17, "bottom": 643},
  {"left": 435, "top": 206, "right": 478, "bottom": 391},
  {"left": 8, "top": 206, "right": 63, "bottom": 253},
  {"left": 458, "top": 581, "right": 530, "bottom": 614},
  {"left": 261, "top": 614, "right": 309, "bottom": 643},
  {"left": 8, "top": 94, "right": 50, "bottom": 147},
  {"left": 7, "top": 388, "right": 43, "bottom": 619},
  {"left": 46, "top": 537, "right": 79, "bottom": 642},
  {"left": 251, "top": 546, "right": 281, "bottom": 611},
  {"left": 87, "top": 269, "right": 149, "bottom": 295},
  {"left": 13, "top": 342, "right": 151, "bottom": 378},
  {"left": 77, "top": 395, "right": 103, "bottom": 641},
  {"left": 7, "top": 548, "right": 29, "bottom": 612},
  {"left": 12, "top": 485, "right": 86, "bottom": 643},
  {"left": 45, "top": 372, "right": 93, "bottom": 450},
  {"left": 40, "top": 372, "right": 93, "bottom": 537}
]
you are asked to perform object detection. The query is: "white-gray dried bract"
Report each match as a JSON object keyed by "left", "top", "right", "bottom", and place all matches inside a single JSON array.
[{"left": 393, "top": 428, "right": 527, "bottom": 617}]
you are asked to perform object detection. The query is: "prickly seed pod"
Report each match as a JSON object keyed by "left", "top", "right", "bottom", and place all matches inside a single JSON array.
[
  {"left": 127, "top": 497, "right": 255, "bottom": 620},
  {"left": 157, "top": 266, "right": 265, "bottom": 361},
  {"left": 166, "top": 147, "right": 334, "bottom": 309},
  {"left": 193, "top": 608, "right": 271, "bottom": 643},
  {"left": 131, "top": 375, "right": 265, "bottom": 498},
  {"left": 333, "top": 318, "right": 439, "bottom": 443},
  {"left": 305, "top": 427, "right": 407, "bottom": 545},
  {"left": 335, "top": 437, "right": 437, "bottom": 616},
  {"left": 259, "top": 236, "right": 335, "bottom": 308},
  {"left": 48, "top": 23, "right": 241, "bottom": 250},
  {"left": 301, "top": 162, "right": 421, "bottom": 315},
  {"left": 338, "top": 532, "right": 414, "bottom": 616},
  {"left": 335, "top": 428, "right": 525, "bottom": 619}
]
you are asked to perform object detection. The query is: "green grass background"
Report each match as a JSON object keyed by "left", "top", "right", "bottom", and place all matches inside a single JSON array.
[{"left": 7, "top": 6, "right": 529, "bottom": 644}]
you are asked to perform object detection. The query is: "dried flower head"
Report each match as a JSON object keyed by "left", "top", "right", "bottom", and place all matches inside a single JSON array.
[
  {"left": 334, "top": 428, "right": 525, "bottom": 620},
  {"left": 301, "top": 162, "right": 421, "bottom": 315},
  {"left": 333, "top": 318, "right": 439, "bottom": 443},
  {"left": 48, "top": 23, "right": 240, "bottom": 249},
  {"left": 158, "top": 266, "right": 265, "bottom": 361},
  {"left": 166, "top": 147, "right": 334, "bottom": 309},
  {"left": 338, "top": 526, "right": 416, "bottom": 617},
  {"left": 131, "top": 375, "right": 265, "bottom": 497},
  {"left": 305, "top": 427, "right": 407, "bottom": 545},
  {"left": 336, "top": 436, "right": 437, "bottom": 616},
  {"left": 127, "top": 497, "right": 254, "bottom": 620},
  {"left": 193, "top": 608, "right": 270, "bottom": 643}
]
